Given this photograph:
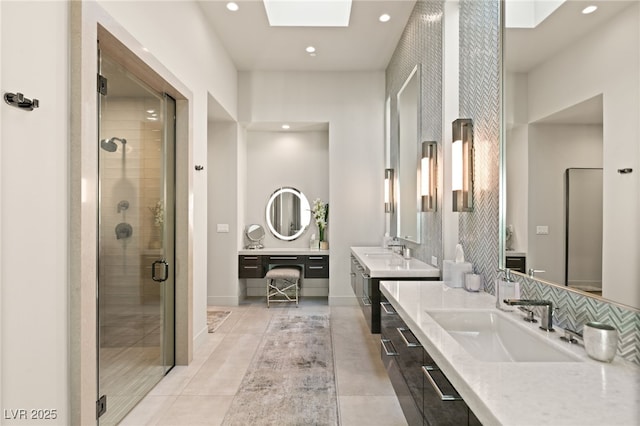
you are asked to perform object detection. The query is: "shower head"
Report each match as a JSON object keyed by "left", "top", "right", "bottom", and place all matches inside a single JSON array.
[{"left": 100, "top": 137, "right": 127, "bottom": 152}]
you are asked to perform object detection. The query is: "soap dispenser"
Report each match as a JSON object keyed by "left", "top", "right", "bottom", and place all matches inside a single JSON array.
[{"left": 495, "top": 268, "right": 520, "bottom": 311}]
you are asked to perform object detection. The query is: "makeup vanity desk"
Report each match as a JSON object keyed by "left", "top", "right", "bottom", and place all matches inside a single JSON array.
[{"left": 238, "top": 248, "right": 329, "bottom": 279}]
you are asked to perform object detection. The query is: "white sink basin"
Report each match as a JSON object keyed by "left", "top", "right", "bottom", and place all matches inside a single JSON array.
[{"left": 426, "top": 310, "right": 580, "bottom": 363}]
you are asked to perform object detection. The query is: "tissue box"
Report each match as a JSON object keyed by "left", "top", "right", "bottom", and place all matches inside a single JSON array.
[{"left": 443, "top": 260, "right": 473, "bottom": 288}]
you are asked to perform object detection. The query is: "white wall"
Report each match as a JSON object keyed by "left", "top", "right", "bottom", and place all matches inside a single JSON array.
[
  {"left": 246, "top": 130, "right": 329, "bottom": 248},
  {"left": 97, "top": 0, "right": 239, "bottom": 344},
  {"left": 238, "top": 71, "right": 385, "bottom": 304},
  {"left": 525, "top": 3, "right": 639, "bottom": 306},
  {"left": 1, "top": 1, "right": 70, "bottom": 422},
  {"left": 528, "top": 124, "right": 603, "bottom": 284},
  {"left": 207, "top": 121, "right": 241, "bottom": 306}
]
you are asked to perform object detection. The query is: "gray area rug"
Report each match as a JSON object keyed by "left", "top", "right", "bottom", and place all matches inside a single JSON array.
[
  {"left": 207, "top": 310, "right": 231, "bottom": 333},
  {"left": 222, "top": 314, "right": 338, "bottom": 426}
]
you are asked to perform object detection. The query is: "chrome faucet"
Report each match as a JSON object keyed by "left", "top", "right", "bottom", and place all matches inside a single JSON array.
[{"left": 503, "top": 299, "right": 555, "bottom": 332}]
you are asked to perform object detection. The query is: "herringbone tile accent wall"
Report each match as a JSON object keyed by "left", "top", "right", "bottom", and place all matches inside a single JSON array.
[
  {"left": 458, "top": 0, "right": 501, "bottom": 292},
  {"left": 386, "top": 0, "right": 639, "bottom": 365},
  {"left": 386, "top": 0, "right": 444, "bottom": 265},
  {"left": 519, "top": 276, "right": 640, "bottom": 365}
]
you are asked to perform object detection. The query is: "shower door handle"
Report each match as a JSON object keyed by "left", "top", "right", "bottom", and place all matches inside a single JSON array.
[{"left": 152, "top": 260, "right": 169, "bottom": 282}]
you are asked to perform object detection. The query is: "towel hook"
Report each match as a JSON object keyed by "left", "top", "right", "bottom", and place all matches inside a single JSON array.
[{"left": 4, "top": 92, "right": 39, "bottom": 111}]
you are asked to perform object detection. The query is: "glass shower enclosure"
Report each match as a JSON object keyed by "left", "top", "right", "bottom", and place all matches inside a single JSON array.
[{"left": 97, "top": 51, "right": 176, "bottom": 425}]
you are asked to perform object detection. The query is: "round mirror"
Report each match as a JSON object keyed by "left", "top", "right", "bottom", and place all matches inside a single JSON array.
[
  {"left": 245, "top": 224, "right": 265, "bottom": 249},
  {"left": 265, "top": 187, "right": 311, "bottom": 241}
]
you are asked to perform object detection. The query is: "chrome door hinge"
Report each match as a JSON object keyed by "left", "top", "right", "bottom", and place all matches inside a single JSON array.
[
  {"left": 97, "top": 74, "right": 108, "bottom": 96},
  {"left": 96, "top": 395, "right": 107, "bottom": 419}
]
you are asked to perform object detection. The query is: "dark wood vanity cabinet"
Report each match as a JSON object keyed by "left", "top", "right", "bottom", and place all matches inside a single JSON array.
[
  {"left": 238, "top": 254, "right": 328, "bottom": 279},
  {"left": 505, "top": 255, "right": 526, "bottom": 274},
  {"left": 351, "top": 255, "right": 438, "bottom": 334},
  {"left": 238, "top": 255, "right": 265, "bottom": 278},
  {"left": 304, "top": 255, "right": 329, "bottom": 278},
  {"left": 381, "top": 297, "right": 482, "bottom": 426}
]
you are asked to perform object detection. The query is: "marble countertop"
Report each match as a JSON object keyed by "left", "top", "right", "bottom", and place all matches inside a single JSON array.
[
  {"left": 380, "top": 280, "right": 640, "bottom": 426},
  {"left": 350, "top": 246, "right": 440, "bottom": 278},
  {"left": 238, "top": 247, "right": 329, "bottom": 255}
]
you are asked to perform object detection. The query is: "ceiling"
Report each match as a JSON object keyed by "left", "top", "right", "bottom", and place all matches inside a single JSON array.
[
  {"left": 505, "top": 0, "right": 634, "bottom": 73},
  {"left": 197, "top": 0, "right": 417, "bottom": 71}
]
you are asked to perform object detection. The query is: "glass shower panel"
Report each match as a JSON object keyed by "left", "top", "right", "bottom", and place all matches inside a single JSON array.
[{"left": 97, "top": 53, "right": 175, "bottom": 425}]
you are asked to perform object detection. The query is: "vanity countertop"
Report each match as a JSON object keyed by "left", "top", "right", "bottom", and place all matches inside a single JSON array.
[
  {"left": 351, "top": 246, "right": 440, "bottom": 278},
  {"left": 380, "top": 280, "right": 640, "bottom": 426},
  {"left": 238, "top": 248, "right": 329, "bottom": 256}
]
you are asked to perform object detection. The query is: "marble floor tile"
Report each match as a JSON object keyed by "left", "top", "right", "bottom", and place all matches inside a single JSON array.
[
  {"left": 339, "top": 395, "right": 408, "bottom": 426},
  {"left": 120, "top": 299, "right": 405, "bottom": 425}
]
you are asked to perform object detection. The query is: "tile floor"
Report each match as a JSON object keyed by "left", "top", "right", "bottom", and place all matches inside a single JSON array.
[{"left": 120, "top": 298, "right": 407, "bottom": 425}]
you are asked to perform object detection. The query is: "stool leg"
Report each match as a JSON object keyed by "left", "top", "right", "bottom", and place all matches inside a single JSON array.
[{"left": 267, "top": 278, "right": 270, "bottom": 308}]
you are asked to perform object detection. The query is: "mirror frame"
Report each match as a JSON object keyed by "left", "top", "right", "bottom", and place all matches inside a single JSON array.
[
  {"left": 396, "top": 64, "right": 422, "bottom": 243},
  {"left": 498, "top": 0, "right": 638, "bottom": 312},
  {"left": 265, "top": 187, "right": 311, "bottom": 241}
]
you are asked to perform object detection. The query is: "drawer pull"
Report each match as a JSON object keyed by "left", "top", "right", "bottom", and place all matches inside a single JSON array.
[
  {"left": 362, "top": 297, "right": 372, "bottom": 306},
  {"left": 243, "top": 266, "right": 258, "bottom": 269},
  {"left": 243, "top": 256, "right": 258, "bottom": 260},
  {"left": 397, "top": 327, "right": 422, "bottom": 348},
  {"left": 308, "top": 266, "right": 324, "bottom": 270},
  {"left": 421, "top": 366, "right": 462, "bottom": 401},
  {"left": 381, "top": 338, "right": 399, "bottom": 356},
  {"left": 309, "top": 256, "right": 324, "bottom": 260},
  {"left": 269, "top": 256, "right": 298, "bottom": 260},
  {"left": 380, "top": 302, "right": 397, "bottom": 315}
]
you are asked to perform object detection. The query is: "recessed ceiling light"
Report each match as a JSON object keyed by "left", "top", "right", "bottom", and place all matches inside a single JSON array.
[
  {"left": 306, "top": 46, "right": 316, "bottom": 54},
  {"left": 379, "top": 14, "right": 391, "bottom": 23},
  {"left": 582, "top": 5, "right": 598, "bottom": 14},
  {"left": 282, "top": 124, "right": 290, "bottom": 130},
  {"left": 226, "top": 2, "right": 239, "bottom": 12}
]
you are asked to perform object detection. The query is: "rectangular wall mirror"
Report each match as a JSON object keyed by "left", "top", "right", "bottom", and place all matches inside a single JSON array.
[
  {"left": 397, "top": 64, "right": 421, "bottom": 243},
  {"left": 503, "top": 0, "right": 639, "bottom": 309}
]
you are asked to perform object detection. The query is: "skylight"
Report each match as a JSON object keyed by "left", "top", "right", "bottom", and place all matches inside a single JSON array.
[{"left": 263, "top": 0, "right": 352, "bottom": 27}]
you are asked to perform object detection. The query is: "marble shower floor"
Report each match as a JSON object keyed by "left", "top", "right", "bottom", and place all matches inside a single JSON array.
[{"left": 120, "top": 298, "right": 407, "bottom": 425}]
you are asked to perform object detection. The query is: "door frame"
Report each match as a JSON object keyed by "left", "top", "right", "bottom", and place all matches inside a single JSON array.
[{"left": 70, "top": 3, "right": 194, "bottom": 424}]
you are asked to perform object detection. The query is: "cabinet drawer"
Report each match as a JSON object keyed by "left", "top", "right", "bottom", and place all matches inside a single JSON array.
[
  {"left": 238, "top": 255, "right": 265, "bottom": 278},
  {"left": 267, "top": 255, "right": 303, "bottom": 265},
  {"left": 505, "top": 255, "right": 526, "bottom": 273},
  {"left": 305, "top": 256, "right": 329, "bottom": 278}
]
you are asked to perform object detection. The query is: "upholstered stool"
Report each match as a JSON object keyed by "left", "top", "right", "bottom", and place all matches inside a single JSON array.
[{"left": 266, "top": 266, "right": 301, "bottom": 307}]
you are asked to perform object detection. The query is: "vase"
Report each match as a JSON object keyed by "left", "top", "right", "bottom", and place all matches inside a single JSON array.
[{"left": 319, "top": 241, "right": 329, "bottom": 250}]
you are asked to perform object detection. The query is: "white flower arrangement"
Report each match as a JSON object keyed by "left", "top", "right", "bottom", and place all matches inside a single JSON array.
[
  {"left": 311, "top": 198, "right": 328, "bottom": 241},
  {"left": 149, "top": 200, "right": 164, "bottom": 227}
]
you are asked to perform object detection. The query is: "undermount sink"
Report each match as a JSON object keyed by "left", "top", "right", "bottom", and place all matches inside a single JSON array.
[{"left": 426, "top": 310, "right": 580, "bottom": 363}]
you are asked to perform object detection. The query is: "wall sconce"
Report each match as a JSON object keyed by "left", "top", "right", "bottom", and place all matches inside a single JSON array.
[
  {"left": 384, "top": 168, "right": 394, "bottom": 213},
  {"left": 420, "top": 141, "right": 437, "bottom": 212},
  {"left": 452, "top": 118, "right": 474, "bottom": 212}
]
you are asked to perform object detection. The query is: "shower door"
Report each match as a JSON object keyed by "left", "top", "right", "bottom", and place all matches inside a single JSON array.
[{"left": 97, "top": 51, "right": 176, "bottom": 425}]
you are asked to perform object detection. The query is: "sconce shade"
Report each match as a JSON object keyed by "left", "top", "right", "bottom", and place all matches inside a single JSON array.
[
  {"left": 452, "top": 118, "right": 473, "bottom": 212},
  {"left": 385, "top": 168, "right": 394, "bottom": 213},
  {"left": 421, "top": 141, "right": 437, "bottom": 211}
]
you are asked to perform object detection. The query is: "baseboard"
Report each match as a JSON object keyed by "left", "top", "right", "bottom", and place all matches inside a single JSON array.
[
  {"left": 193, "top": 324, "right": 209, "bottom": 352},
  {"left": 208, "top": 296, "right": 240, "bottom": 306},
  {"left": 328, "top": 295, "right": 358, "bottom": 306}
]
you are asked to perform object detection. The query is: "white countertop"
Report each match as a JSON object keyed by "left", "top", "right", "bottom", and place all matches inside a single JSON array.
[
  {"left": 380, "top": 280, "right": 640, "bottom": 426},
  {"left": 238, "top": 247, "right": 329, "bottom": 255},
  {"left": 351, "top": 246, "right": 440, "bottom": 278}
]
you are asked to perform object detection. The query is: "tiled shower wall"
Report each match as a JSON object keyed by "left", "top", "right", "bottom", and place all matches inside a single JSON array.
[
  {"left": 100, "top": 98, "right": 163, "bottom": 310},
  {"left": 386, "top": 0, "right": 639, "bottom": 364},
  {"left": 386, "top": 0, "right": 444, "bottom": 265}
]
